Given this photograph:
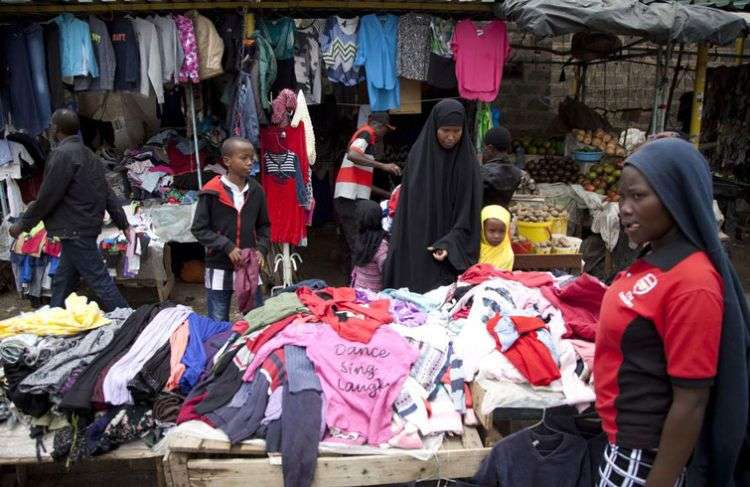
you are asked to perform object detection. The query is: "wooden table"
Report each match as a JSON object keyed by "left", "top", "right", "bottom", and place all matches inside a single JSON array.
[
  {"left": 115, "top": 241, "right": 175, "bottom": 302},
  {"left": 514, "top": 253, "right": 584, "bottom": 274},
  {"left": 0, "top": 440, "right": 165, "bottom": 487},
  {"left": 163, "top": 427, "right": 490, "bottom": 487}
]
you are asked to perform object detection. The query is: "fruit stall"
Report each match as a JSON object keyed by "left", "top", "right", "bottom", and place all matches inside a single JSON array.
[{"left": 502, "top": 126, "right": 633, "bottom": 273}]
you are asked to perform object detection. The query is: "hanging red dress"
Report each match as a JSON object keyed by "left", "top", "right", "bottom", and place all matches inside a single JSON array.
[{"left": 259, "top": 123, "right": 310, "bottom": 245}]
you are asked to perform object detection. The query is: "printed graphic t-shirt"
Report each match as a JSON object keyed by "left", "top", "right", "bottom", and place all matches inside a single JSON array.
[
  {"left": 594, "top": 237, "right": 723, "bottom": 449},
  {"left": 243, "top": 322, "right": 418, "bottom": 446}
]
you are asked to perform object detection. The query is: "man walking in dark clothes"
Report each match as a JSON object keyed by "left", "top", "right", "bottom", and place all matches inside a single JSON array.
[{"left": 9, "top": 109, "right": 130, "bottom": 311}]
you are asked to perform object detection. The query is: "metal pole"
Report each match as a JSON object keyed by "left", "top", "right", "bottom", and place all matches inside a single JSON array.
[
  {"left": 186, "top": 83, "right": 203, "bottom": 188},
  {"left": 737, "top": 37, "right": 746, "bottom": 66},
  {"left": 579, "top": 64, "right": 588, "bottom": 103},
  {"left": 0, "top": 181, "right": 10, "bottom": 221},
  {"left": 689, "top": 44, "right": 709, "bottom": 148},
  {"left": 650, "top": 43, "right": 673, "bottom": 135}
]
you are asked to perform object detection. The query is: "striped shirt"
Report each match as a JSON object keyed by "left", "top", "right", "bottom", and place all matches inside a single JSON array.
[
  {"left": 334, "top": 131, "right": 374, "bottom": 200},
  {"left": 205, "top": 267, "right": 235, "bottom": 291}
]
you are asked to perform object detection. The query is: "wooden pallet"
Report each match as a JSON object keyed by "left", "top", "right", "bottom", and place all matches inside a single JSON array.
[{"left": 163, "top": 426, "right": 489, "bottom": 487}]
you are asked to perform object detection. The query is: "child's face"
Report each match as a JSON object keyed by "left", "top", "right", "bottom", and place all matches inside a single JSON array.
[
  {"left": 484, "top": 218, "right": 507, "bottom": 246},
  {"left": 224, "top": 147, "right": 254, "bottom": 178}
]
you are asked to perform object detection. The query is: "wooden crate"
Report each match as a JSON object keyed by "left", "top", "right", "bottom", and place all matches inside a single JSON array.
[
  {"left": 514, "top": 253, "right": 583, "bottom": 274},
  {"left": 163, "top": 427, "right": 489, "bottom": 487}
]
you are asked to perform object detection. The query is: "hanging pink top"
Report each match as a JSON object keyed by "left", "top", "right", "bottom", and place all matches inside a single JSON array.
[
  {"left": 451, "top": 20, "right": 511, "bottom": 102},
  {"left": 175, "top": 15, "right": 200, "bottom": 84}
]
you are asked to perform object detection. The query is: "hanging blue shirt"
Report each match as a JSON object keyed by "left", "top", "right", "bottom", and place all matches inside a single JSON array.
[
  {"left": 54, "top": 13, "right": 99, "bottom": 78},
  {"left": 354, "top": 14, "right": 400, "bottom": 112}
]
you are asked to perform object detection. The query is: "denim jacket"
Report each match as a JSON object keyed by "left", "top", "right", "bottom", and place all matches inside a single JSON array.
[{"left": 54, "top": 13, "right": 99, "bottom": 78}]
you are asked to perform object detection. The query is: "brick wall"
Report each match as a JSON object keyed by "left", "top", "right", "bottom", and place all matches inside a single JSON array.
[
  {"left": 492, "top": 27, "right": 742, "bottom": 136},
  {"left": 492, "top": 26, "right": 556, "bottom": 136}
]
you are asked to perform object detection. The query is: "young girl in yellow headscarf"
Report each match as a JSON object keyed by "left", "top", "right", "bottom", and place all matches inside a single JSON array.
[{"left": 479, "top": 205, "right": 514, "bottom": 270}]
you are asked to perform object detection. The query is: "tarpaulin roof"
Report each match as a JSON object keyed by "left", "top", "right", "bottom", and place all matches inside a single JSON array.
[
  {"left": 496, "top": 0, "right": 749, "bottom": 45},
  {"left": 672, "top": 0, "right": 750, "bottom": 9}
]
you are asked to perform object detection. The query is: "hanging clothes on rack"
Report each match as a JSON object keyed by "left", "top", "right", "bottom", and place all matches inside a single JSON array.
[
  {"left": 187, "top": 10, "right": 225, "bottom": 81},
  {"left": 250, "top": 32, "right": 277, "bottom": 111},
  {"left": 319, "top": 16, "right": 362, "bottom": 87},
  {"left": 258, "top": 16, "right": 296, "bottom": 96},
  {"left": 452, "top": 20, "right": 511, "bottom": 102},
  {"left": 131, "top": 17, "right": 164, "bottom": 103},
  {"left": 293, "top": 19, "right": 322, "bottom": 105},
  {"left": 397, "top": 13, "right": 431, "bottom": 82},
  {"left": 0, "top": 25, "right": 50, "bottom": 135},
  {"left": 259, "top": 113, "right": 311, "bottom": 245},
  {"left": 427, "top": 17, "right": 457, "bottom": 90},
  {"left": 109, "top": 17, "right": 142, "bottom": 91},
  {"left": 74, "top": 16, "right": 116, "bottom": 92},
  {"left": 354, "top": 14, "right": 400, "bottom": 112}
]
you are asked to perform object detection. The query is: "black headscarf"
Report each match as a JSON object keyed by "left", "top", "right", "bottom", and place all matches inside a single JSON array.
[
  {"left": 352, "top": 199, "right": 386, "bottom": 267},
  {"left": 627, "top": 138, "right": 750, "bottom": 487},
  {"left": 384, "top": 99, "right": 481, "bottom": 293}
]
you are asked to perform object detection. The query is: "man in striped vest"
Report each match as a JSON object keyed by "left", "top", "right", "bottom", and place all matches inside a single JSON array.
[{"left": 334, "top": 112, "right": 400, "bottom": 279}]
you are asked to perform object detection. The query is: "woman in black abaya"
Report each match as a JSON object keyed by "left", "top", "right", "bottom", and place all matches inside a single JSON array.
[{"left": 384, "top": 99, "right": 481, "bottom": 293}]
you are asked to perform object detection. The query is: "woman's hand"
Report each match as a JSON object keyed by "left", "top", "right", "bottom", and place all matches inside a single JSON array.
[{"left": 428, "top": 247, "right": 448, "bottom": 262}]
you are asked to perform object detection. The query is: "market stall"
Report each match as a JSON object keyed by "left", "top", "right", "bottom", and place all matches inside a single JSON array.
[
  {"left": 0, "top": 261, "right": 602, "bottom": 485},
  {"left": 0, "top": 1, "right": 747, "bottom": 485}
]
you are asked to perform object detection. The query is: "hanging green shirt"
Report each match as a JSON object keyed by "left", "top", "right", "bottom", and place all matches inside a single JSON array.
[
  {"left": 252, "top": 32, "right": 277, "bottom": 110},
  {"left": 258, "top": 17, "right": 295, "bottom": 61}
]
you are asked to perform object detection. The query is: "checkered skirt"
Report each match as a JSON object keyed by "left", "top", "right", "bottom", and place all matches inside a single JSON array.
[{"left": 597, "top": 443, "right": 685, "bottom": 487}]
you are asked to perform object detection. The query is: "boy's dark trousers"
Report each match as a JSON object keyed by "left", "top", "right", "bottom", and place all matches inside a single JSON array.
[{"left": 50, "top": 237, "right": 128, "bottom": 312}]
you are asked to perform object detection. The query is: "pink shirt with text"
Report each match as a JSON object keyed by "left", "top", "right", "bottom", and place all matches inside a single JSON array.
[{"left": 243, "top": 321, "right": 418, "bottom": 445}]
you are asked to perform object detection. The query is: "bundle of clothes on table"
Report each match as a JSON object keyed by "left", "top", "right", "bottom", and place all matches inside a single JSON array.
[
  {"left": 99, "top": 127, "right": 226, "bottom": 203},
  {"left": 0, "top": 264, "right": 604, "bottom": 486}
]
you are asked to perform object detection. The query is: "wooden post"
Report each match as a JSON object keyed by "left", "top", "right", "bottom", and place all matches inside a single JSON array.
[
  {"left": 737, "top": 37, "right": 746, "bottom": 66},
  {"left": 689, "top": 44, "right": 709, "bottom": 148},
  {"left": 164, "top": 452, "right": 191, "bottom": 487}
]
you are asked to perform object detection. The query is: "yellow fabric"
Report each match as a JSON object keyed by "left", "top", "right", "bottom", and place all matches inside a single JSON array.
[
  {"left": 0, "top": 293, "right": 110, "bottom": 339},
  {"left": 479, "top": 205, "right": 514, "bottom": 271}
]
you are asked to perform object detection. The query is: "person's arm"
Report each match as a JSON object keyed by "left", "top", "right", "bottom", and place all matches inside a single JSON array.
[
  {"left": 347, "top": 148, "right": 401, "bottom": 176},
  {"left": 191, "top": 194, "right": 235, "bottom": 255},
  {"left": 105, "top": 185, "right": 130, "bottom": 232},
  {"left": 16, "top": 152, "right": 73, "bottom": 232},
  {"left": 371, "top": 185, "right": 391, "bottom": 200},
  {"left": 647, "top": 387, "right": 710, "bottom": 487},
  {"left": 254, "top": 189, "right": 271, "bottom": 257}
]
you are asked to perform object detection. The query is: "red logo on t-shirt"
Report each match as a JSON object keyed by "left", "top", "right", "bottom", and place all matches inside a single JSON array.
[{"left": 619, "top": 273, "right": 658, "bottom": 308}]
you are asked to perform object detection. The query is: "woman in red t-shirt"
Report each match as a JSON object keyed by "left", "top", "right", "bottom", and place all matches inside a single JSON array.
[{"left": 594, "top": 138, "right": 749, "bottom": 487}]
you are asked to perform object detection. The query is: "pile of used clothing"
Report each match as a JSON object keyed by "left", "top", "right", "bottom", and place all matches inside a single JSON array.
[{"left": 0, "top": 265, "right": 604, "bottom": 486}]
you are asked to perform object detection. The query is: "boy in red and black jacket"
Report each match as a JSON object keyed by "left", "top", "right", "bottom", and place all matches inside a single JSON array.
[{"left": 191, "top": 137, "right": 271, "bottom": 321}]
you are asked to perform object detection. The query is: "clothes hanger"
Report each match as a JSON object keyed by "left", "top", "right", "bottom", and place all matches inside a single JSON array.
[{"left": 415, "top": 451, "right": 457, "bottom": 486}]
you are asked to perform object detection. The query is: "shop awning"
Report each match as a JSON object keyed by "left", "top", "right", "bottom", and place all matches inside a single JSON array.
[
  {"left": 671, "top": 0, "right": 750, "bottom": 9},
  {"left": 495, "top": 0, "right": 748, "bottom": 45}
]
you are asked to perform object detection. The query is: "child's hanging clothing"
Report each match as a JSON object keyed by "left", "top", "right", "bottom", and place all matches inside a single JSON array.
[{"left": 479, "top": 205, "right": 514, "bottom": 271}]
